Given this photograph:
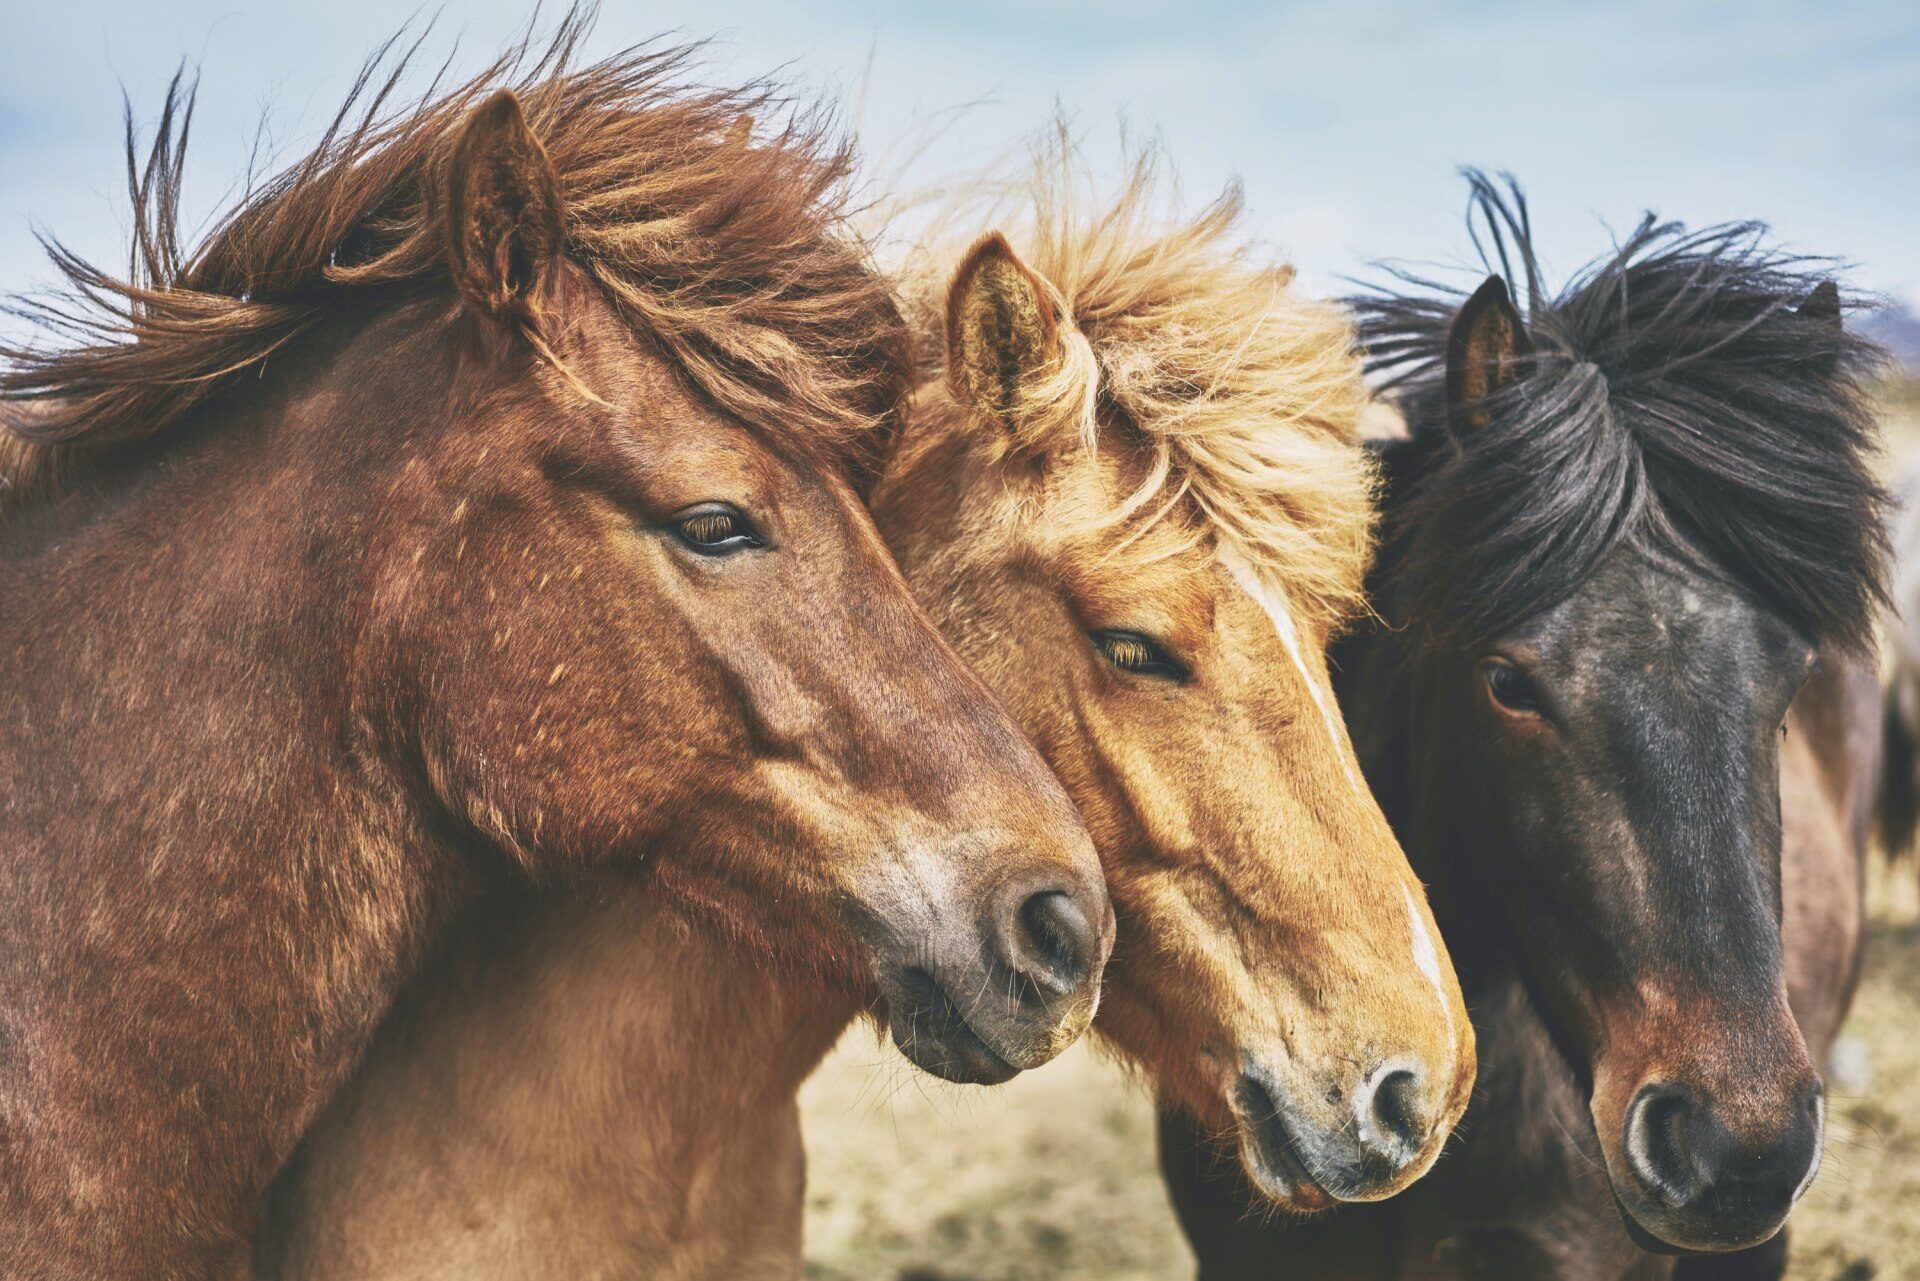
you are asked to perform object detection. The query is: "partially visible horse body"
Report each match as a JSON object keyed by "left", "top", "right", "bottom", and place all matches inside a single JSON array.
[
  {"left": 1162, "top": 178, "right": 1888, "bottom": 1280},
  {"left": 259, "top": 140, "right": 1476, "bottom": 1279},
  {"left": 1878, "top": 460, "right": 1920, "bottom": 856},
  {"left": 261, "top": 893, "right": 855, "bottom": 1279},
  {"left": 0, "top": 29, "right": 1113, "bottom": 1277}
]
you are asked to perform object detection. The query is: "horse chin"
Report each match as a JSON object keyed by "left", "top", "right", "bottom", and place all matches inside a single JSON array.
[
  {"left": 875, "top": 965, "right": 1024, "bottom": 1086},
  {"left": 888, "top": 1015, "right": 1021, "bottom": 1086},
  {"left": 1597, "top": 1135, "right": 1798, "bottom": 1256},
  {"left": 1606, "top": 1182, "right": 1787, "bottom": 1258},
  {"left": 1233, "top": 1131, "right": 1338, "bottom": 1214},
  {"left": 1227, "top": 1092, "right": 1339, "bottom": 1213}
]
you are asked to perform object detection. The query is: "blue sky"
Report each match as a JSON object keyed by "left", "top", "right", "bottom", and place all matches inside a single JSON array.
[{"left": 2, "top": 0, "right": 1916, "bottom": 341}]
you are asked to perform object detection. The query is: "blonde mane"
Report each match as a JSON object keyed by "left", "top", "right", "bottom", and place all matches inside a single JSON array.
[
  {"left": 0, "top": 12, "right": 907, "bottom": 515},
  {"left": 905, "top": 133, "right": 1376, "bottom": 630}
]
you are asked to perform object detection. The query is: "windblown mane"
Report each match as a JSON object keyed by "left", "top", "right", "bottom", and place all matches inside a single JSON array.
[
  {"left": 0, "top": 11, "right": 907, "bottom": 515},
  {"left": 1358, "top": 171, "right": 1890, "bottom": 650},
  {"left": 904, "top": 132, "right": 1376, "bottom": 631}
]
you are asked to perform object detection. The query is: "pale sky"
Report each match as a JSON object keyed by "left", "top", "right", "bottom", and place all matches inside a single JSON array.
[{"left": 3, "top": 0, "right": 1916, "bottom": 343}]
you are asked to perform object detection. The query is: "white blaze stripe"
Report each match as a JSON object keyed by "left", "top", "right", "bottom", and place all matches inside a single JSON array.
[
  {"left": 1217, "top": 546, "right": 1361, "bottom": 793},
  {"left": 1404, "top": 884, "right": 1457, "bottom": 1059},
  {"left": 1222, "top": 544, "right": 1457, "bottom": 1057}
]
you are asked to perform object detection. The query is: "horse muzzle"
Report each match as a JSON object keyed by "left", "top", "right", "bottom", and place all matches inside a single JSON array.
[
  {"left": 1611, "top": 1076, "right": 1824, "bottom": 1254},
  {"left": 1231, "top": 1056, "right": 1451, "bottom": 1209},
  {"left": 868, "top": 868, "right": 1109, "bottom": 1084}
]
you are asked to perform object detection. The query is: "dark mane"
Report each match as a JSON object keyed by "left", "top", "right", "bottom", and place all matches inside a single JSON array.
[
  {"left": 1356, "top": 171, "right": 1890, "bottom": 651},
  {"left": 0, "top": 9, "right": 907, "bottom": 514}
]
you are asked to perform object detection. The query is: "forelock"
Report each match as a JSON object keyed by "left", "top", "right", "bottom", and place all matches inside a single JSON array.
[
  {"left": 904, "top": 128, "right": 1378, "bottom": 632},
  {"left": 1356, "top": 170, "right": 1890, "bottom": 651},
  {"left": 1, "top": 13, "right": 909, "bottom": 513}
]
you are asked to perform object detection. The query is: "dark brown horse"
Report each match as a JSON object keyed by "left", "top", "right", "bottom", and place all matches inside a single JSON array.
[
  {"left": 1161, "top": 176, "right": 1888, "bottom": 1279},
  {"left": 0, "top": 31, "right": 1112, "bottom": 1279}
]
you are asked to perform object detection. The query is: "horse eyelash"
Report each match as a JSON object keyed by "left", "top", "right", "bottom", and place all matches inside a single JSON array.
[{"left": 682, "top": 512, "right": 736, "bottom": 542}]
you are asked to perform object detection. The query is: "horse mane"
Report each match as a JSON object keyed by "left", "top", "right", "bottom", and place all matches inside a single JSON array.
[
  {"left": 1358, "top": 171, "right": 1890, "bottom": 651},
  {"left": 904, "top": 129, "right": 1376, "bottom": 632},
  {"left": 0, "top": 10, "right": 908, "bottom": 516}
]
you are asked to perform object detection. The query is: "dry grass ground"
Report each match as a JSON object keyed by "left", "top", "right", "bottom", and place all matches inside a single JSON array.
[
  {"left": 801, "top": 867, "right": 1919, "bottom": 1280},
  {"left": 797, "top": 383, "right": 1920, "bottom": 1280}
]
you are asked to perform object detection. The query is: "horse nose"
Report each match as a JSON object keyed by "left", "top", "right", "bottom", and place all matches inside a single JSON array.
[
  {"left": 1233, "top": 1059, "right": 1446, "bottom": 1205},
  {"left": 1624, "top": 1079, "right": 1824, "bottom": 1236},
  {"left": 988, "top": 880, "right": 1101, "bottom": 1005},
  {"left": 1353, "top": 1063, "right": 1429, "bottom": 1178}
]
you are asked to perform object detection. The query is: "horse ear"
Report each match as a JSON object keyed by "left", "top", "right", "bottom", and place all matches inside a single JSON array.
[
  {"left": 1445, "top": 274, "right": 1534, "bottom": 435},
  {"left": 1799, "top": 280, "right": 1843, "bottom": 329},
  {"left": 445, "top": 90, "right": 565, "bottom": 326},
  {"left": 945, "top": 233, "right": 1063, "bottom": 439}
]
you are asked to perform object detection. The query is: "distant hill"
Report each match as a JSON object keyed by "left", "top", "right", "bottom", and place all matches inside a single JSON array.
[{"left": 1863, "top": 302, "right": 1920, "bottom": 374}]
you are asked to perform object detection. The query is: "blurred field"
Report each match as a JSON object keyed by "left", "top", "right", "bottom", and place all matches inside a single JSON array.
[{"left": 798, "top": 382, "right": 1920, "bottom": 1280}]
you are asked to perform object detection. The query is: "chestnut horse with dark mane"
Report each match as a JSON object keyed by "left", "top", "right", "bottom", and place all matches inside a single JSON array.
[
  {"left": 0, "top": 28, "right": 1113, "bottom": 1278},
  {"left": 1162, "top": 176, "right": 1888, "bottom": 1279},
  {"left": 258, "top": 141, "right": 1475, "bottom": 1279}
]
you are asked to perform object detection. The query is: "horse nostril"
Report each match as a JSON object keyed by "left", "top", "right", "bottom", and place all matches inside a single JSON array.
[
  {"left": 1007, "top": 888, "right": 1093, "bottom": 998},
  {"left": 1625, "top": 1083, "right": 1705, "bottom": 1205},
  {"left": 1354, "top": 1066, "right": 1426, "bottom": 1172}
]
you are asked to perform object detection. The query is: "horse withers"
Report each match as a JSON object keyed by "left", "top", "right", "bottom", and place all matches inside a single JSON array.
[
  {"left": 1162, "top": 176, "right": 1888, "bottom": 1279},
  {"left": 262, "top": 138, "right": 1476, "bottom": 1281},
  {"left": 0, "top": 31, "right": 1110, "bottom": 1279}
]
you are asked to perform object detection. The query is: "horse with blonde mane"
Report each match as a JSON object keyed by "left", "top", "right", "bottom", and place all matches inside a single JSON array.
[
  {"left": 260, "top": 136, "right": 1474, "bottom": 1280},
  {"left": 0, "top": 23, "right": 1113, "bottom": 1276}
]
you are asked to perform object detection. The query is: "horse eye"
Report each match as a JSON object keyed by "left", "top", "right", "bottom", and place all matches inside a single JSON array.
[
  {"left": 1092, "top": 630, "right": 1189, "bottom": 683},
  {"left": 671, "top": 504, "right": 764, "bottom": 556},
  {"left": 1481, "top": 659, "right": 1540, "bottom": 714}
]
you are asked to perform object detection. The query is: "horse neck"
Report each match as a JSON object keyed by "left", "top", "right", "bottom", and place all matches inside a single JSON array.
[
  {"left": 1341, "top": 603, "right": 1604, "bottom": 1227},
  {"left": 261, "top": 889, "right": 858, "bottom": 1277},
  {"left": 0, "top": 308, "right": 471, "bottom": 1271}
]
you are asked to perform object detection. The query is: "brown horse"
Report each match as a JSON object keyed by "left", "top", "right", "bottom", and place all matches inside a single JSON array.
[
  {"left": 259, "top": 140, "right": 1475, "bottom": 1280},
  {"left": 1160, "top": 177, "right": 1888, "bottom": 1280},
  {"left": 1878, "top": 457, "right": 1920, "bottom": 858},
  {"left": 0, "top": 32, "right": 1114, "bottom": 1279}
]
